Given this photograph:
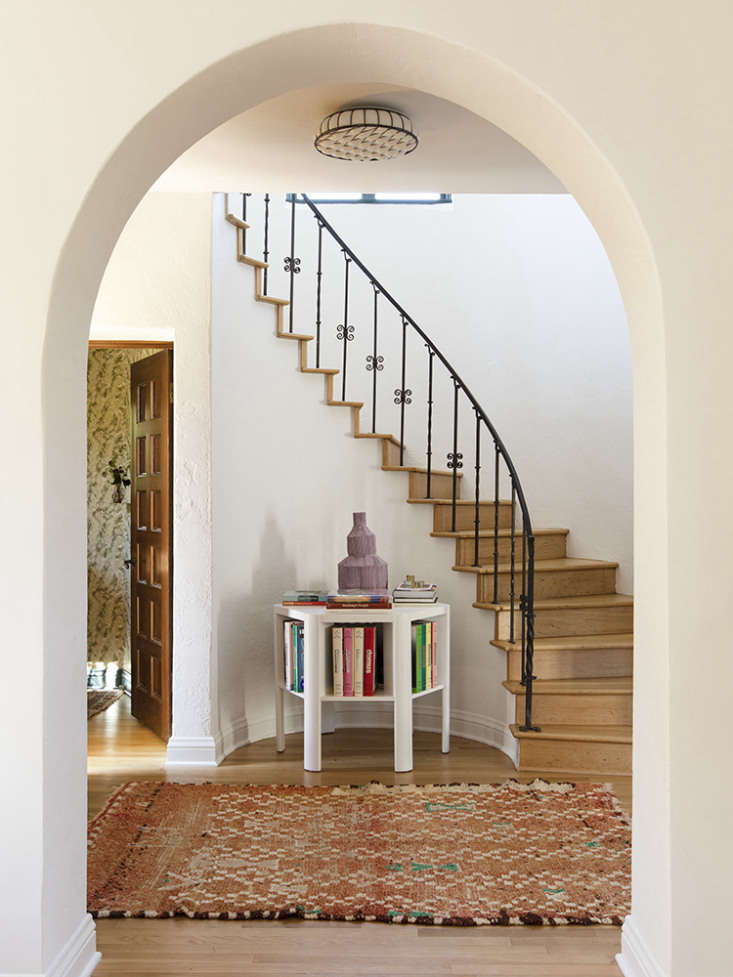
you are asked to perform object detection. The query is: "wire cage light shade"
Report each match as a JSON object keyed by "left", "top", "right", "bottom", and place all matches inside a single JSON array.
[{"left": 314, "top": 107, "right": 418, "bottom": 162}]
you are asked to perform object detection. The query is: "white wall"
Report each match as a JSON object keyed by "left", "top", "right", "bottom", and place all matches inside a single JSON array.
[
  {"left": 91, "top": 192, "right": 216, "bottom": 762},
  {"left": 211, "top": 191, "right": 631, "bottom": 756}
]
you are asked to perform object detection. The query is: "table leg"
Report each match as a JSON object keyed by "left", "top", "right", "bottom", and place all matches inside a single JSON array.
[
  {"left": 273, "top": 613, "right": 285, "bottom": 752},
  {"left": 394, "top": 615, "right": 413, "bottom": 772},
  {"left": 303, "top": 615, "right": 322, "bottom": 771}
]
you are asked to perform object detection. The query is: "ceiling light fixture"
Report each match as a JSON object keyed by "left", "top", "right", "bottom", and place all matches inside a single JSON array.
[{"left": 314, "top": 106, "right": 418, "bottom": 162}]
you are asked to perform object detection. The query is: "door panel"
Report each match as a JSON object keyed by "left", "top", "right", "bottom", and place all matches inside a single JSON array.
[{"left": 130, "top": 350, "right": 172, "bottom": 740}]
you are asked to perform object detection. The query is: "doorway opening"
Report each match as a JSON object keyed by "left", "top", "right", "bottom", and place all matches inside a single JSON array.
[{"left": 86, "top": 340, "right": 173, "bottom": 745}]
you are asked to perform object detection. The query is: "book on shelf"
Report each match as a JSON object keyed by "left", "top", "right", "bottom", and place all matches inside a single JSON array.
[
  {"left": 282, "top": 620, "right": 305, "bottom": 692},
  {"left": 330, "top": 624, "right": 379, "bottom": 697},
  {"left": 327, "top": 592, "right": 391, "bottom": 609},
  {"left": 411, "top": 620, "right": 438, "bottom": 693},
  {"left": 282, "top": 589, "right": 329, "bottom": 606},
  {"left": 393, "top": 577, "right": 438, "bottom": 603}
]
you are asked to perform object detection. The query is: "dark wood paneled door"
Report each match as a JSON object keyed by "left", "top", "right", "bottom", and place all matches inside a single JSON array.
[{"left": 130, "top": 351, "right": 172, "bottom": 740}]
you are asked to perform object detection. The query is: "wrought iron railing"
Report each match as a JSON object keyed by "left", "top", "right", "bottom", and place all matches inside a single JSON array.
[{"left": 231, "top": 192, "right": 539, "bottom": 731}]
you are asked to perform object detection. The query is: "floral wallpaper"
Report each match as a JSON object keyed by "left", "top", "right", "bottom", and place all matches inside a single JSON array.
[{"left": 87, "top": 349, "right": 159, "bottom": 669}]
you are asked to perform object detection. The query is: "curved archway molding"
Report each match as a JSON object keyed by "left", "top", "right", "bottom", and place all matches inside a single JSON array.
[{"left": 9, "top": 11, "right": 728, "bottom": 977}]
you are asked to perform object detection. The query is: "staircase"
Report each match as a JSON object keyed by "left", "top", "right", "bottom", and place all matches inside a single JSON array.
[{"left": 224, "top": 194, "right": 633, "bottom": 777}]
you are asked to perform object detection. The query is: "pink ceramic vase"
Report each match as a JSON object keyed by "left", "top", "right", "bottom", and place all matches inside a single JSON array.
[{"left": 337, "top": 512, "right": 388, "bottom": 594}]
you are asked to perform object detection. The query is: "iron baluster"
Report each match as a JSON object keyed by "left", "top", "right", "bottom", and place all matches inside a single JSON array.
[
  {"left": 473, "top": 408, "right": 481, "bottom": 567},
  {"left": 446, "top": 378, "right": 463, "bottom": 532},
  {"left": 284, "top": 192, "right": 301, "bottom": 333},
  {"left": 520, "top": 525, "right": 527, "bottom": 684},
  {"left": 493, "top": 442, "right": 500, "bottom": 603},
  {"left": 425, "top": 346, "right": 435, "bottom": 498},
  {"left": 263, "top": 193, "right": 270, "bottom": 295},
  {"left": 395, "top": 315, "right": 411, "bottom": 466},
  {"left": 242, "top": 192, "right": 251, "bottom": 252},
  {"left": 315, "top": 219, "right": 323, "bottom": 368},
  {"left": 366, "top": 286, "right": 383, "bottom": 433},
  {"left": 520, "top": 532, "right": 540, "bottom": 731},
  {"left": 509, "top": 482, "right": 517, "bottom": 643},
  {"left": 338, "top": 254, "right": 353, "bottom": 401}
]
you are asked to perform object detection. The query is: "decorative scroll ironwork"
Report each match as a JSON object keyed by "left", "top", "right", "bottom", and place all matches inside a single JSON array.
[
  {"left": 394, "top": 388, "right": 412, "bottom": 405},
  {"left": 366, "top": 354, "right": 384, "bottom": 371},
  {"left": 447, "top": 451, "right": 463, "bottom": 469},
  {"left": 284, "top": 256, "right": 301, "bottom": 274},
  {"left": 337, "top": 324, "right": 354, "bottom": 341}
]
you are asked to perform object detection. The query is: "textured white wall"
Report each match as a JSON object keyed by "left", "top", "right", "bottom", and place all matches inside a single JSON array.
[
  {"left": 211, "top": 191, "right": 632, "bottom": 757},
  {"left": 91, "top": 192, "right": 216, "bottom": 758}
]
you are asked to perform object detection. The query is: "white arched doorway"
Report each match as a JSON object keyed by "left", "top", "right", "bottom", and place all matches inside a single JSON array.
[{"left": 30, "top": 21, "right": 672, "bottom": 977}]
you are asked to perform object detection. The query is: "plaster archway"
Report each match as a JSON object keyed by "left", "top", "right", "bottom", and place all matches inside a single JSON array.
[{"left": 42, "top": 23, "right": 667, "bottom": 977}]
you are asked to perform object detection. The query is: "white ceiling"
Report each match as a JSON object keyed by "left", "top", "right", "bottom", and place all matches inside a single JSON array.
[{"left": 153, "top": 85, "right": 565, "bottom": 194}]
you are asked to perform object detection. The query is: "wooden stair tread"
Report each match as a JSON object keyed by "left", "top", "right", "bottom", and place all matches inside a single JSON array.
[
  {"left": 328, "top": 399, "right": 364, "bottom": 408},
  {"left": 237, "top": 254, "right": 268, "bottom": 268},
  {"left": 408, "top": 498, "right": 512, "bottom": 506},
  {"left": 383, "top": 465, "right": 463, "bottom": 478},
  {"left": 301, "top": 367, "right": 339, "bottom": 375},
  {"left": 510, "top": 723, "right": 632, "bottom": 744},
  {"left": 475, "top": 593, "right": 634, "bottom": 612},
  {"left": 455, "top": 557, "right": 619, "bottom": 575},
  {"left": 503, "top": 677, "right": 633, "bottom": 695},
  {"left": 257, "top": 294, "right": 289, "bottom": 305},
  {"left": 225, "top": 214, "right": 250, "bottom": 229},
  {"left": 355, "top": 433, "right": 400, "bottom": 445},
  {"left": 277, "top": 331, "right": 313, "bottom": 341},
  {"left": 493, "top": 632, "right": 633, "bottom": 653},
  {"left": 433, "top": 527, "right": 567, "bottom": 539}
]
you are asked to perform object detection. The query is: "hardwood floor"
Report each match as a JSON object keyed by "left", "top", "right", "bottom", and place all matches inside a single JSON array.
[{"left": 89, "top": 696, "right": 629, "bottom": 976}]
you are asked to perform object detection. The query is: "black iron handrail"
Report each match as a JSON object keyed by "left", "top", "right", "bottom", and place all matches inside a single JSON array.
[{"left": 233, "top": 191, "right": 539, "bottom": 732}]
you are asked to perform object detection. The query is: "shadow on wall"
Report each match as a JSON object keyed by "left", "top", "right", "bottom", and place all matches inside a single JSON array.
[{"left": 216, "top": 512, "right": 304, "bottom": 748}]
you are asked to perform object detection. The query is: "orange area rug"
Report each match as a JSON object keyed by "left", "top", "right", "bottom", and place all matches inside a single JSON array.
[{"left": 88, "top": 780, "right": 630, "bottom": 925}]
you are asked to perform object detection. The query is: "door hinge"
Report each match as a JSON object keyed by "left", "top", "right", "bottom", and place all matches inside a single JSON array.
[{"left": 169, "top": 381, "right": 174, "bottom": 404}]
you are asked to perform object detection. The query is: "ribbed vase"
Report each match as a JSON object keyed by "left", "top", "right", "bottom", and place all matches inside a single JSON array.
[{"left": 337, "top": 512, "right": 388, "bottom": 594}]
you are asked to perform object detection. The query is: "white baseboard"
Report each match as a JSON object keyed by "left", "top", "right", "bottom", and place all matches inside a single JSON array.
[
  {"left": 215, "top": 703, "right": 519, "bottom": 768},
  {"left": 165, "top": 735, "right": 219, "bottom": 766},
  {"left": 616, "top": 915, "right": 669, "bottom": 977},
  {"left": 24, "top": 913, "right": 101, "bottom": 977}
]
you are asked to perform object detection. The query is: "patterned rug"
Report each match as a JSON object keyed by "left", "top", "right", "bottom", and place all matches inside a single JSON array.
[
  {"left": 88, "top": 781, "right": 630, "bottom": 925},
  {"left": 87, "top": 689, "right": 123, "bottom": 720}
]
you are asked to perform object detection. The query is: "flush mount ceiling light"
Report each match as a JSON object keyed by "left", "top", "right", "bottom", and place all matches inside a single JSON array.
[{"left": 314, "top": 106, "right": 418, "bottom": 162}]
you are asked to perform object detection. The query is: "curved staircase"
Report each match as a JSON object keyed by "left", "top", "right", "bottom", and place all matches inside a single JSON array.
[{"left": 225, "top": 195, "right": 633, "bottom": 777}]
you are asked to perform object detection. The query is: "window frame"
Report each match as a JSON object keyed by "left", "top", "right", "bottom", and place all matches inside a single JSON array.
[{"left": 287, "top": 192, "right": 452, "bottom": 206}]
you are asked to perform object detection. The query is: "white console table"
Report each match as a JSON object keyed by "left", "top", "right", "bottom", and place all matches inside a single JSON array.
[{"left": 273, "top": 602, "right": 450, "bottom": 772}]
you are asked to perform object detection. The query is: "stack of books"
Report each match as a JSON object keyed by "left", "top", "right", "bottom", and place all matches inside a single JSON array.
[
  {"left": 412, "top": 620, "right": 438, "bottom": 692},
  {"left": 283, "top": 620, "right": 305, "bottom": 691},
  {"left": 393, "top": 576, "right": 438, "bottom": 604},
  {"left": 282, "top": 590, "right": 328, "bottom": 606},
  {"left": 327, "top": 592, "right": 391, "bottom": 610},
  {"left": 330, "top": 625, "right": 380, "bottom": 696}
]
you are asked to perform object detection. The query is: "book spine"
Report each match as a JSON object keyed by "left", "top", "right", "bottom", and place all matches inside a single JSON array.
[
  {"left": 283, "top": 620, "right": 291, "bottom": 689},
  {"left": 411, "top": 623, "right": 417, "bottom": 694},
  {"left": 354, "top": 628, "right": 364, "bottom": 697},
  {"left": 291, "top": 622, "right": 297, "bottom": 691},
  {"left": 418, "top": 623, "right": 425, "bottom": 691},
  {"left": 432, "top": 619, "right": 437, "bottom": 688},
  {"left": 363, "top": 626, "right": 375, "bottom": 696},
  {"left": 332, "top": 627, "right": 343, "bottom": 696},
  {"left": 425, "top": 621, "right": 432, "bottom": 690},
  {"left": 343, "top": 627, "right": 354, "bottom": 696},
  {"left": 297, "top": 624, "right": 304, "bottom": 693}
]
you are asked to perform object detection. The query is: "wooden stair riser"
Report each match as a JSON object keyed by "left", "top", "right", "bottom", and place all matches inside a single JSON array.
[
  {"left": 513, "top": 692, "right": 633, "bottom": 726},
  {"left": 409, "top": 470, "right": 461, "bottom": 500},
  {"left": 507, "top": 646, "right": 633, "bottom": 681},
  {"left": 434, "top": 502, "right": 513, "bottom": 532},
  {"left": 516, "top": 737, "right": 631, "bottom": 775},
  {"left": 477, "top": 565, "right": 617, "bottom": 603},
  {"left": 382, "top": 439, "right": 402, "bottom": 467},
  {"left": 456, "top": 532, "right": 566, "bottom": 566},
  {"left": 495, "top": 602, "right": 633, "bottom": 641}
]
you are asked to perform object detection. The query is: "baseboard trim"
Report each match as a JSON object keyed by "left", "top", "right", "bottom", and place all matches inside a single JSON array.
[
  {"left": 616, "top": 915, "right": 669, "bottom": 977},
  {"left": 36, "top": 913, "right": 100, "bottom": 977},
  {"left": 215, "top": 704, "right": 518, "bottom": 767},
  {"left": 165, "top": 735, "right": 219, "bottom": 766}
]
